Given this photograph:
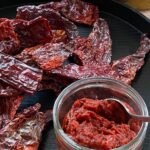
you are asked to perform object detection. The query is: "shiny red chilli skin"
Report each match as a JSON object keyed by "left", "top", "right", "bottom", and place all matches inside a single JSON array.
[
  {"left": 39, "top": 0, "right": 67, "bottom": 11},
  {"left": 15, "top": 49, "right": 38, "bottom": 68},
  {"left": 0, "top": 19, "right": 20, "bottom": 55},
  {"left": 0, "top": 81, "right": 21, "bottom": 97},
  {"left": 50, "top": 63, "right": 112, "bottom": 86},
  {"left": 0, "top": 103, "right": 46, "bottom": 150},
  {"left": 0, "top": 96, "right": 23, "bottom": 129},
  {"left": 111, "top": 34, "right": 150, "bottom": 84},
  {"left": 16, "top": 6, "right": 78, "bottom": 42},
  {"left": 15, "top": 44, "right": 43, "bottom": 68},
  {"left": 16, "top": 0, "right": 99, "bottom": 25},
  {"left": 38, "top": 0, "right": 99, "bottom": 25},
  {"left": 72, "top": 18, "right": 112, "bottom": 65},
  {"left": 0, "top": 52, "right": 43, "bottom": 94},
  {"left": 12, "top": 16, "right": 52, "bottom": 48},
  {"left": 51, "top": 35, "right": 150, "bottom": 85},
  {"left": 89, "top": 18, "right": 112, "bottom": 64},
  {"left": 28, "top": 42, "right": 73, "bottom": 71},
  {"left": 17, "top": 40, "right": 75, "bottom": 70},
  {"left": 60, "top": 0, "right": 99, "bottom": 25}
]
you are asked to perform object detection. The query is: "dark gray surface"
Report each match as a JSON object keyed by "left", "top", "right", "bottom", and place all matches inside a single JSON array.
[{"left": 0, "top": 1, "right": 150, "bottom": 150}]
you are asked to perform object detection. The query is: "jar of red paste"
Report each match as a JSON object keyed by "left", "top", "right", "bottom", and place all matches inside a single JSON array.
[{"left": 53, "top": 78, "right": 148, "bottom": 150}]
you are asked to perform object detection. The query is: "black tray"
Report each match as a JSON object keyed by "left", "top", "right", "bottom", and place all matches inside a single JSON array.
[{"left": 0, "top": 0, "right": 150, "bottom": 149}]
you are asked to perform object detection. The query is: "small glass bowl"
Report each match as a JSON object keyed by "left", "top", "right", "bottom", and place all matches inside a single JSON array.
[{"left": 53, "top": 78, "right": 149, "bottom": 150}]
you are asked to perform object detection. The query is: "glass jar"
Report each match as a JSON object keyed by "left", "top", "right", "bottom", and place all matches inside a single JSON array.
[{"left": 53, "top": 78, "right": 148, "bottom": 150}]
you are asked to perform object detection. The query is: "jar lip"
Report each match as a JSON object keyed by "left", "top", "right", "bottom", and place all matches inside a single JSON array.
[{"left": 53, "top": 77, "right": 149, "bottom": 150}]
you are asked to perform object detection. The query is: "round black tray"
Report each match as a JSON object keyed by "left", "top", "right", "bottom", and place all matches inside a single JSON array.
[{"left": 0, "top": 0, "right": 150, "bottom": 149}]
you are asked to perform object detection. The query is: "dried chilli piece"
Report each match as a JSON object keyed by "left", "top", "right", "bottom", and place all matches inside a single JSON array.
[
  {"left": 37, "top": 0, "right": 99, "bottom": 25},
  {"left": 0, "top": 19, "right": 20, "bottom": 55},
  {"left": 111, "top": 34, "right": 150, "bottom": 84},
  {"left": 0, "top": 52, "right": 42, "bottom": 94},
  {"left": 15, "top": 45, "right": 42, "bottom": 67},
  {"left": 0, "top": 80, "right": 21, "bottom": 97},
  {"left": 60, "top": 0, "right": 99, "bottom": 25},
  {"left": 0, "top": 18, "right": 8, "bottom": 23},
  {"left": 15, "top": 51, "right": 37, "bottom": 67},
  {"left": 0, "top": 103, "right": 46, "bottom": 150},
  {"left": 0, "top": 95, "right": 23, "bottom": 129},
  {"left": 20, "top": 0, "right": 99, "bottom": 25},
  {"left": 89, "top": 18, "right": 112, "bottom": 64},
  {"left": 50, "top": 63, "right": 112, "bottom": 85},
  {"left": 29, "top": 42, "right": 72, "bottom": 71},
  {"left": 38, "top": 0, "right": 67, "bottom": 11},
  {"left": 51, "top": 35, "right": 150, "bottom": 85},
  {"left": 72, "top": 37, "right": 107, "bottom": 66},
  {"left": 16, "top": 6, "right": 78, "bottom": 42},
  {"left": 72, "top": 37, "right": 96, "bottom": 65},
  {"left": 72, "top": 18, "right": 112, "bottom": 65},
  {"left": 12, "top": 16, "right": 52, "bottom": 48}
]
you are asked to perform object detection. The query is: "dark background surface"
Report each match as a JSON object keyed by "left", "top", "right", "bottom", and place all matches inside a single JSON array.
[{"left": 0, "top": 0, "right": 150, "bottom": 149}]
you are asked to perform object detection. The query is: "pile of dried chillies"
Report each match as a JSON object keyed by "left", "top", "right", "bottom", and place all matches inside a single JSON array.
[{"left": 0, "top": 0, "right": 150, "bottom": 149}]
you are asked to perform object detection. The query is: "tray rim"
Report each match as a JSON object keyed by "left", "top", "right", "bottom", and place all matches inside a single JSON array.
[{"left": 0, "top": 1, "right": 150, "bottom": 150}]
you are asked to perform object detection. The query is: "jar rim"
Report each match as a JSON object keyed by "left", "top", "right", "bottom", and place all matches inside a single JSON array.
[{"left": 53, "top": 77, "right": 149, "bottom": 150}]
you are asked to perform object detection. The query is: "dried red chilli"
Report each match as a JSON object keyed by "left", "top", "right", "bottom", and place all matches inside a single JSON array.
[
  {"left": 38, "top": 0, "right": 67, "bottom": 11},
  {"left": 0, "top": 80, "right": 21, "bottom": 97},
  {"left": 12, "top": 16, "right": 52, "bottom": 48},
  {"left": 15, "top": 44, "right": 42, "bottom": 68},
  {"left": 0, "top": 52, "right": 42, "bottom": 94},
  {"left": 0, "top": 19, "right": 20, "bottom": 55},
  {"left": 38, "top": 0, "right": 99, "bottom": 25},
  {"left": 111, "top": 34, "right": 150, "bottom": 84},
  {"left": 0, "top": 96, "right": 23, "bottom": 129},
  {"left": 0, "top": 103, "right": 46, "bottom": 150},
  {"left": 28, "top": 42, "right": 73, "bottom": 71},
  {"left": 71, "top": 18, "right": 112, "bottom": 65},
  {"left": 50, "top": 63, "right": 112, "bottom": 86},
  {"left": 15, "top": 50, "right": 38, "bottom": 68},
  {"left": 16, "top": 6, "right": 78, "bottom": 42},
  {"left": 50, "top": 35, "right": 150, "bottom": 85},
  {"left": 59, "top": 0, "right": 99, "bottom": 25},
  {"left": 88, "top": 18, "right": 112, "bottom": 64}
]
